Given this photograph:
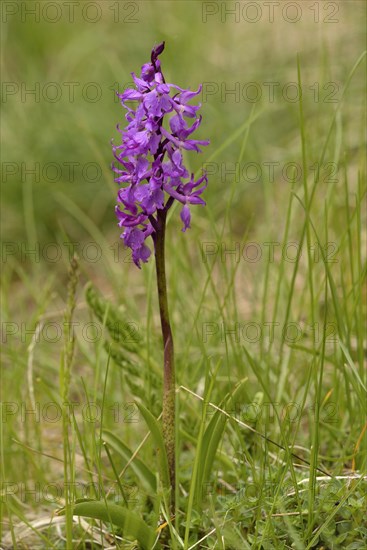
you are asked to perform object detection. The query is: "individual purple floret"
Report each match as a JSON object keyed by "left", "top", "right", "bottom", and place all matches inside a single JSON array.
[{"left": 112, "top": 42, "right": 209, "bottom": 267}]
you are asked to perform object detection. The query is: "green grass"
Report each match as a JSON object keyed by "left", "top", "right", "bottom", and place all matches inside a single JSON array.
[{"left": 1, "top": 1, "right": 366, "bottom": 548}]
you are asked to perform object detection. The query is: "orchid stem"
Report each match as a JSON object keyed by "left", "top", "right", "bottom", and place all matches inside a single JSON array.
[{"left": 154, "top": 209, "right": 176, "bottom": 510}]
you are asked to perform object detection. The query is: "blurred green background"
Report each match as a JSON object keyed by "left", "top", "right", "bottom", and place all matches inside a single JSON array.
[
  {"left": 2, "top": 2, "right": 366, "bottom": 385},
  {"left": 1, "top": 3, "right": 366, "bottom": 545},
  {"left": 2, "top": 0, "right": 365, "bottom": 255}
]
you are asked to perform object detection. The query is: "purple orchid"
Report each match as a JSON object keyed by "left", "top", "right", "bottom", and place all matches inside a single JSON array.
[{"left": 112, "top": 42, "right": 209, "bottom": 267}]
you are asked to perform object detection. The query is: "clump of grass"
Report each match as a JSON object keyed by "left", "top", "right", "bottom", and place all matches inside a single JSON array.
[
  {"left": 1, "top": 6, "right": 366, "bottom": 548},
  {"left": 60, "top": 255, "right": 79, "bottom": 549}
]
